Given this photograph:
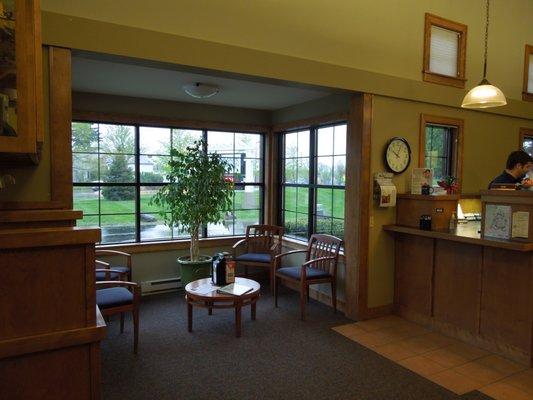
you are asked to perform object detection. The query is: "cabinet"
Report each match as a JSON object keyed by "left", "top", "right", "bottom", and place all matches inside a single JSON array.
[{"left": 0, "top": 0, "right": 43, "bottom": 156}]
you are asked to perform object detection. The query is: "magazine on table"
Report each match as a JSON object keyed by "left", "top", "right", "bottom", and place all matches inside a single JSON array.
[{"left": 216, "top": 283, "right": 253, "bottom": 296}]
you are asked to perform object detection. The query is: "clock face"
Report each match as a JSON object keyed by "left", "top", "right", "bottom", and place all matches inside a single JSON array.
[{"left": 385, "top": 137, "right": 411, "bottom": 173}]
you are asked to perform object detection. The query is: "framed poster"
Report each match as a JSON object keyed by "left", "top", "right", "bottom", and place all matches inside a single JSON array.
[{"left": 484, "top": 204, "right": 511, "bottom": 239}]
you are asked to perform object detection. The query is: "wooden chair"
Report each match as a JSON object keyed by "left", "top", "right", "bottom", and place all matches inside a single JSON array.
[
  {"left": 95, "top": 250, "right": 133, "bottom": 281},
  {"left": 95, "top": 260, "right": 122, "bottom": 281},
  {"left": 96, "top": 269, "right": 141, "bottom": 354},
  {"left": 274, "top": 234, "right": 342, "bottom": 320},
  {"left": 232, "top": 224, "right": 284, "bottom": 294}
]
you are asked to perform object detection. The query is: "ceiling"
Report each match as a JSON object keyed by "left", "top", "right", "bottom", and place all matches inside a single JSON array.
[{"left": 71, "top": 55, "right": 335, "bottom": 111}]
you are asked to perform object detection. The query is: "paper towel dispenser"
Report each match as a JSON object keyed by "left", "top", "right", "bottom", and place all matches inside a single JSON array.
[{"left": 374, "top": 172, "right": 397, "bottom": 207}]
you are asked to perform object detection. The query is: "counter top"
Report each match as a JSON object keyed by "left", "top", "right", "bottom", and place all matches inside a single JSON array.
[{"left": 383, "top": 222, "right": 533, "bottom": 252}]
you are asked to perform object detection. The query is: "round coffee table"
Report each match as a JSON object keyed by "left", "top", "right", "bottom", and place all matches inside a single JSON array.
[{"left": 184, "top": 277, "right": 260, "bottom": 337}]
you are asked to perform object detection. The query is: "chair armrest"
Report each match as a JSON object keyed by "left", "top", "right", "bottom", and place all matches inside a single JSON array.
[
  {"left": 95, "top": 260, "right": 110, "bottom": 268},
  {"left": 232, "top": 238, "right": 247, "bottom": 249},
  {"left": 269, "top": 242, "right": 281, "bottom": 253},
  {"left": 274, "top": 249, "right": 307, "bottom": 268},
  {"left": 95, "top": 250, "right": 132, "bottom": 270},
  {"left": 301, "top": 256, "right": 336, "bottom": 267}
]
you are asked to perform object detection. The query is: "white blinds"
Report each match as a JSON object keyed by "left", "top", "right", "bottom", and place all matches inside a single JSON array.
[
  {"left": 429, "top": 25, "right": 459, "bottom": 77},
  {"left": 527, "top": 54, "right": 533, "bottom": 93}
]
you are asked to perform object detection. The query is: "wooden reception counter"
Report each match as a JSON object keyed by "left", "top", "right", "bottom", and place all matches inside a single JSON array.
[{"left": 384, "top": 191, "right": 533, "bottom": 366}]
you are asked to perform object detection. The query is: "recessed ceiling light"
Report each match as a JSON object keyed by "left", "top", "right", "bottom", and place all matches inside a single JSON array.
[{"left": 183, "top": 82, "right": 219, "bottom": 99}]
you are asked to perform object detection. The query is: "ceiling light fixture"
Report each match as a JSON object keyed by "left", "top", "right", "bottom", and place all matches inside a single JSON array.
[
  {"left": 183, "top": 82, "right": 219, "bottom": 99},
  {"left": 461, "top": 0, "right": 506, "bottom": 109}
]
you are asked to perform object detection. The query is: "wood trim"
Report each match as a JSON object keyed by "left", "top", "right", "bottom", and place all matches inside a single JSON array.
[
  {"left": 49, "top": 47, "right": 73, "bottom": 208},
  {"left": 72, "top": 110, "right": 269, "bottom": 133},
  {"left": 519, "top": 127, "right": 533, "bottom": 150},
  {"left": 460, "top": 193, "right": 481, "bottom": 199},
  {"left": 34, "top": 0, "right": 44, "bottom": 144},
  {"left": 264, "top": 128, "right": 278, "bottom": 225},
  {"left": 419, "top": 114, "right": 464, "bottom": 193},
  {"left": 364, "top": 304, "right": 394, "bottom": 319},
  {"left": 0, "top": 227, "right": 101, "bottom": 248},
  {"left": 0, "top": 200, "right": 68, "bottom": 210},
  {"left": 0, "top": 209, "right": 81, "bottom": 222},
  {"left": 97, "top": 236, "right": 244, "bottom": 254},
  {"left": 343, "top": 93, "right": 372, "bottom": 320},
  {"left": 523, "top": 44, "right": 533, "bottom": 102},
  {"left": 271, "top": 112, "right": 348, "bottom": 133},
  {"left": 422, "top": 13, "right": 467, "bottom": 89}
]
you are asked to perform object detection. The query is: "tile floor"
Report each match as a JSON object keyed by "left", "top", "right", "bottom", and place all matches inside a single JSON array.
[{"left": 333, "top": 315, "right": 533, "bottom": 399}]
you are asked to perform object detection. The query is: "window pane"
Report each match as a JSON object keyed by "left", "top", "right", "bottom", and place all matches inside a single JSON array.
[
  {"left": 297, "top": 130, "right": 310, "bottom": 157},
  {"left": 72, "top": 122, "right": 98, "bottom": 153},
  {"left": 284, "top": 132, "right": 298, "bottom": 157},
  {"left": 316, "top": 216, "right": 333, "bottom": 235},
  {"left": 100, "top": 214, "right": 136, "bottom": 244},
  {"left": 100, "top": 154, "right": 135, "bottom": 183},
  {"left": 208, "top": 131, "right": 234, "bottom": 152},
  {"left": 429, "top": 25, "right": 459, "bottom": 77},
  {"left": 334, "top": 124, "right": 347, "bottom": 155},
  {"left": 332, "top": 218, "right": 344, "bottom": 240},
  {"left": 234, "top": 209, "right": 260, "bottom": 235},
  {"left": 140, "top": 127, "right": 170, "bottom": 155},
  {"left": 523, "top": 137, "right": 533, "bottom": 157},
  {"left": 140, "top": 185, "right": 168, "bottom": 213},
  {"left": 73, "top": 153, "right": 99, "bottom": 183},
  {"left": 172, "top": 129, "right": 203, "bottom": 151},
  {"left": 74, "top": 187, "right": 99, "bottom": 215},
  {"left": 316, "top": 156, "right": 333, "bottom": 185},
  {"left": 333, "top": 156, "right": 346, "bottom": 186},
  {"left": 140, "top": 155, "right": 170, "bottom": 183},
  {"left": 317, "top": 126, "right": 334, "bottom": 156},
  {"left": 140, "top": 213, "right": 172, "bottom": 241},
  {"left": 284, "top": 158, "right": 297, "bottom": 183},
  {"left": 297, "top": 158, "right": 309, "bottom": 184},
  {"left": 333, "top": 189, "right": 345, "bottom": 219},
  {"left": 241, "top": 159, "right": 262, "bottom": 183},
  {"left": 316, "top": 188, "right": 333, "bottom": 217},
  {"left": 77, "top": 215, "right": 99, "bottom": 228},
  {"left": 234, "top": 186, "right": 261, "bottom": 210},
  {"left": 207, "top": 221, "right": 232, "bottom": 237},
  {"left": 284, "top": 187, "right": 297, "bottom": 212},
  {"left": 284, "top": 211, "right": 308, "bottom": 239},
  {"left": 99, "top": 124, "right": 135, "bottom": 154},
  {"left": 235, "top": 133, "right": 261, "bottom": 158},
  {"left": 296, "top": 187, "right": 309, "bottom": 214},
  {"left": 100, "top": 186, "right": 136, "bottom": 214}
]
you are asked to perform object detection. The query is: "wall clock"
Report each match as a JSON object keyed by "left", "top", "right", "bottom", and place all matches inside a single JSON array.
[{"left": 384, "top": 137, "right": 411, "bottom": 174}]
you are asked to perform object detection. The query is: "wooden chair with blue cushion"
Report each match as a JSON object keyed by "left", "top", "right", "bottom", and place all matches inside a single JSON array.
[
  {"left": 95, "top": 249, "right": 133, "bottom": 281},
  {"left": 274, "top": 234, "right": 342, "bottom": 320},
  {"left": 232, "top": 224, "right": 284, "bottom": 293},
  {"left": 96, "top": 269, "right": 141, "bottom": 354}
]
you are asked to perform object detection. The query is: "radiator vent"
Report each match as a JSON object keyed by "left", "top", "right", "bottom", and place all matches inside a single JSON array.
[{"left": 141, "top": 277, "right": 181, "bottom": 295}]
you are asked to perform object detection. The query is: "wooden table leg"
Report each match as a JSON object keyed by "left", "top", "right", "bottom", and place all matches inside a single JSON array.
[
  {"left": 251, "top": 300, "right": 256, "bottom": 320},
  {"left": 206, "top": 301, "right": 213, "bottom": 315},
  {"left": 235, "top": 300, "right": 242, "bottom": 338},
  {"left": 187, "top": 302, "right": 193, "bottom": 332}
]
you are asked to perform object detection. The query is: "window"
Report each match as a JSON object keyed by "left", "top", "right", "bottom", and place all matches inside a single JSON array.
[
  {"left": 280, "top": 122, "right": 346, "bottom": 241},
  {"left": 423, "top": 13, "right": 467, "bottom": 88},
  {"left": 72, "top": 121, "right": 264, "bottom": 244},
  {"left": 523, "top": 44, "right": 533, "bottom": 101},
  {"left": 419, "top": 115, "right": 463, "bottom": 187},
  {"left": 519, "top": 128, "right": 533, "bottom": 157}
]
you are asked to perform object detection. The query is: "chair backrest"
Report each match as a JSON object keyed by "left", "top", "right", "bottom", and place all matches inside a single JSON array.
[
  {"left": 305, "top": 234, "right": 342, "bottom": 275},
  {"left": 245, "top": 224, "right": 284, "bottom": 254}
]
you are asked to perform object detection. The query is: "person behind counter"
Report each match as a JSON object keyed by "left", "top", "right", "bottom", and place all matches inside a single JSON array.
[{"left": 489, "top": 150, "right": 533, "bottom": 189}]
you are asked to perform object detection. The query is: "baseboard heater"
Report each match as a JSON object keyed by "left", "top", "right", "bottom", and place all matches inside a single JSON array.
[{"left": 141, "top": 277, "right": 181, "bottom": 295}]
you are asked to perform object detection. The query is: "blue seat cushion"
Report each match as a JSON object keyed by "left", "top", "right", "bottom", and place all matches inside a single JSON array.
[
  {"left": 235, "top": 253, "right": 271, "bottom": 263},
  {"left": 95, "top": 271, "right": 121, "bottom": 281},
  {"left": 96, "top": 287, "right": 133, "bottom": 309},
  {"left": 276, "top": 266, "right": 331, "bottom": 280},
  {"left": 109, "top": 265, "right": 130, "bottom": 275}
]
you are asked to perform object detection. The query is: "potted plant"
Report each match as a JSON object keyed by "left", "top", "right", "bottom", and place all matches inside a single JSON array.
[{"left": 151, "top": 139, "right": 233, "bottom": 286}]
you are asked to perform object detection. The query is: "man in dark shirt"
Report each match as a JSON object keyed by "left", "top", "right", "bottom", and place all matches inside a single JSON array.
[{"left": 489, "top": 150, "right": 533, "bottom": 188}]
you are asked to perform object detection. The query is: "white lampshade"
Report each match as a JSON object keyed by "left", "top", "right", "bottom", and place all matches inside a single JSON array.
[
  {"left": 183, "top": 82, "right": 219, "bottom": 99},
  {"left": 461, "top": 79, "right": 507, "bottom": 109}
]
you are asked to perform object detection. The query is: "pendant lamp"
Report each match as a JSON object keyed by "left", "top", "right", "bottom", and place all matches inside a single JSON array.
[
  {"left": 183, "top": 82, "right": 219, "bottom": 99},
  {"left": 461, "top": 0, "right": 507, "bottom": 108}
]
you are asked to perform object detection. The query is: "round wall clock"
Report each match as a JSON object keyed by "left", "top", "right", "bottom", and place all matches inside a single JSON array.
[{"left": 384, "top": 137, "right": 411, "bottom": 174}]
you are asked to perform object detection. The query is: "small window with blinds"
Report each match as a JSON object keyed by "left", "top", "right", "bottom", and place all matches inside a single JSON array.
[
  {"left": 423, "top": 13, "right": 467, "bottom": 88},
  {"left": 523, "top": 45, "right": 533, "bottom": 101}
]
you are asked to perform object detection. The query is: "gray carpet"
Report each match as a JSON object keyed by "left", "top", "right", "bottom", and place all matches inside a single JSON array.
[{"left": 101, "top": 287, "right": 493, "bottom": 400}]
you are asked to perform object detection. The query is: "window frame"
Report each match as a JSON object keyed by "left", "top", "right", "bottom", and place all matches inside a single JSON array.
[
  {"left": 519, "top": 127, "right": 533, "bottom": 153},
  {"left": 419, "top": 114, "right": 464, "bottom": 190},
  {"left": 523, "top": 44, "right": 533, "bottom": 102},
  {"left": 278, "top": 121, "right": 347, "bottom": 241},
  {"left": 72, "top": 119, "right": 266, "bottom": 245},
  {"left": 422, "top": 13, "right": 468, "bottom": 88}
]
